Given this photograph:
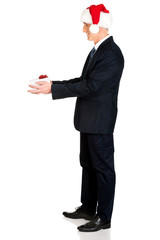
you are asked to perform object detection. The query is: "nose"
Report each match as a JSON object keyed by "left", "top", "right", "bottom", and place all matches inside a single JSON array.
[{"left": 83, "top": 24, "right": 86, "bottom": 33}]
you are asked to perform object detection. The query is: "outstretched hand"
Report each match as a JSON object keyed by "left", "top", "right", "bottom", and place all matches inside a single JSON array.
[{"left": 28, "top": 81, "right": 52, "bottom": 94}]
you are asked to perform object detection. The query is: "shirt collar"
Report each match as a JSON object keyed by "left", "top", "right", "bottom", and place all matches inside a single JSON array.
[{"left": 94, "top": 34, "right": 111, "bottom": 51}]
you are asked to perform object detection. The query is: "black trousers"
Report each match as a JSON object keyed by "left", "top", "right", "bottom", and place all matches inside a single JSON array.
[{"left": 80, "top": 132, "right": 116, "bottom": 222}]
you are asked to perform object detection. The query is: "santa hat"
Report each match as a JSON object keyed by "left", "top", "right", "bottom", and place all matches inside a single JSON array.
[{"left": 80, "top": 4, "right": 112, "bottom": 34}]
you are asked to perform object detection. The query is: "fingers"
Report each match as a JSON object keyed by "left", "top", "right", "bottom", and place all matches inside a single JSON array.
[
  {"left": 28, "top": 84, "right": 40, "bottom": 89},
  {"left": 28, "top": 81, "right": 51, "bottom": 94},
  {"left": 27, "top": 89, "right": 41, "bottom": 94},
  {"left": 28, "top": 84, "right": 41, "bottom": 94}
]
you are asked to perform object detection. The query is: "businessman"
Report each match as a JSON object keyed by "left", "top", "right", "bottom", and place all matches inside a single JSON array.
[{"left": 28, "top": 4, "right": 124, "bottom": 232}]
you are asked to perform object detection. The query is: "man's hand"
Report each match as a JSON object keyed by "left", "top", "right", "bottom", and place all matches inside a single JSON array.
[{"left": 28, "top": 81, "right": 52, "bottom": 94}]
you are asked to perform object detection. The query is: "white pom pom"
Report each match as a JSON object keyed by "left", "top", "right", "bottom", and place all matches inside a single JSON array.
[{"left": 89, "top": 24, "right": 99, "bottom": 33}]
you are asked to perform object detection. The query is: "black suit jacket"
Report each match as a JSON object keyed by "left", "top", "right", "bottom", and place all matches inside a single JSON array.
[{"left": 51, "top": 36, "right": 124, "bottom": 134}]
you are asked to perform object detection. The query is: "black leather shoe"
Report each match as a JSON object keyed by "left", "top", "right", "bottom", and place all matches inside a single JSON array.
[
  {"left": 77, "top": 214, "right": 111, "bottom": 232},
  {"left": 63, "top": 206, "right": 95, "bottom": 220}
]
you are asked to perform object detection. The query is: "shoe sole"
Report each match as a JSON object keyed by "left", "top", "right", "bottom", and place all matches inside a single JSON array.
[
  {"left": 78, "top": 223, "right": 111, "bottom": 232},
  {"left": 63, "top": 213, "right": 95, "bottom": 220},
  {"left": 63, "top": 214, "right": 94, "bottom": 220}
]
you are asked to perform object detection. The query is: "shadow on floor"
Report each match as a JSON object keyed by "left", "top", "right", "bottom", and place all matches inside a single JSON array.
[{"left": 63, "top": 216, "right": 111, "bottom": 240}]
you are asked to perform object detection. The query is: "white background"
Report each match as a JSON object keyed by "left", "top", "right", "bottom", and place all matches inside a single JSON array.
[{"left": 0, "top": 0, "right": 160, "bottom": 239}]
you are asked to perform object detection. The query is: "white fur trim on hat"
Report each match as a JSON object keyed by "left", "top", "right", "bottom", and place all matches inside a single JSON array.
[
  {"left": 99, "top": 12, "right": 112, "bottom": 29},
  {"left": 80, "top": 9, "right": 112, "bottom": 31},
  {"left": 80, "top": 9, "right": 92, "bottom": 24}
]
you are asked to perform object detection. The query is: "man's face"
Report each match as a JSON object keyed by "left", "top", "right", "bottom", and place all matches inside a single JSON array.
[{"left": 83, "top": 23, "right": 98, "bottom": 42}]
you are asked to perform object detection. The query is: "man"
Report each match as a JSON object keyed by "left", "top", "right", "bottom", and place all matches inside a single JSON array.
[{"left": 28, "top": 4, "right": 124, "bottom": 232}]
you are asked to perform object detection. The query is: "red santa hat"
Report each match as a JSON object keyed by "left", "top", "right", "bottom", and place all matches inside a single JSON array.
[{"left": 80, "top": 4, "right": 112, "bottom": 33}]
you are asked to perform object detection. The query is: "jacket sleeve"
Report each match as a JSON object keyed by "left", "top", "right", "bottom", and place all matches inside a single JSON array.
[
  {"left": 52, "top": 77, "right": 81, "bottom": 85},
  {"left": 51, "top": 52, "right": 124, "bottom": 100}
]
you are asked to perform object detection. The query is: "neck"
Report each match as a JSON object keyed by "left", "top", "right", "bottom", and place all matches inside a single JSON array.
[{"left": 94, "top": 33, "right": 109, "bottom": 45}]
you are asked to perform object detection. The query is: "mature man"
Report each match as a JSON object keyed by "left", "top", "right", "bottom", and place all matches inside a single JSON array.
[{"left": 28, "top": 4, "right": 124, "bottom": 232}]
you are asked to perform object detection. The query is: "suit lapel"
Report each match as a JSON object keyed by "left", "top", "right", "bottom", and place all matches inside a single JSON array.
[
  {"left": 81, "top": 51, "right": 92, "bottom": 77},
  {"left": 81, "top": 36, "right": 113, "bottom": 78}
]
